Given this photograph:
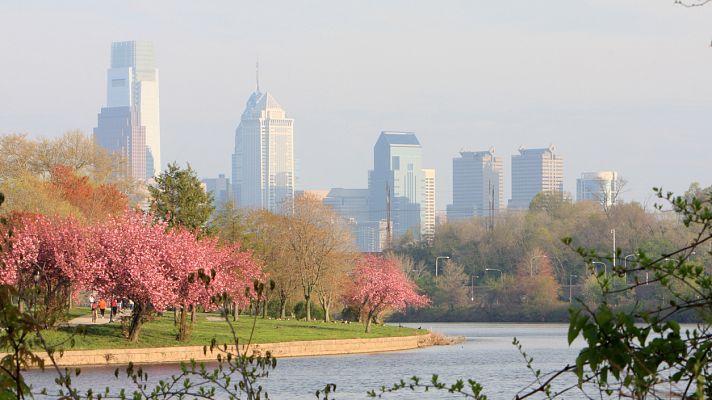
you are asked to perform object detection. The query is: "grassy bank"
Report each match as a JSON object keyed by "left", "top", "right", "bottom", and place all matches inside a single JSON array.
[{"left": 38, "top": 308, "right": 424, "bottom": 351}]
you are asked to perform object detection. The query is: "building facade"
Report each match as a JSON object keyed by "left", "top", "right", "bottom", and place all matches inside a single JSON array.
[
  {"left": 323, "top": 188, "right": 386, "bottom": 252},
  {"left": 422, "top": 168, "right": 436, "bottom": 241},
  {"left": 106, "top": 41, "right": 161, "bottom": 178},
  {"left": 94, "top": 107, "right": 146, "bottom": 180},
  {"left": 509, "top": 145, "right": 564, "bottom": 209},
  {"left": 232, "top": 89, "right": 294, "bottom": 213},
  {"left": 202, "top": 174, "right": 233, "bottom": 209},
  {"left": 447, "top": 149, "right": 504, "bottom": 221},
  {"left": 368, "top": 131, "right": 425, "bottom": 245},
  {"left": 576, "top": 171, "right": 619, "bottom": 206}
]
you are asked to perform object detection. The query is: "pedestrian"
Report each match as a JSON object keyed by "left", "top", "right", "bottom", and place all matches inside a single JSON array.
[
  {"left": 128, "top": 299, "right": 134, "bottom": 311},
  {"left": 89, "top": 294, "right": 95, "bottom": 306},
  {"left": 91, "top": 299, "right": 98, "bottom": 323},
  {"left": 111, "top": 297, "right": 118, "bottom": 318},
  {"left": 99, "top": 298, "right": 106, "bottom": 318}
]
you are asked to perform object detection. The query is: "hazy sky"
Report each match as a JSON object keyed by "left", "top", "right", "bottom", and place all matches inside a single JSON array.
[{"left": 2, "top": 1, "right": 711, "bottom": 210}]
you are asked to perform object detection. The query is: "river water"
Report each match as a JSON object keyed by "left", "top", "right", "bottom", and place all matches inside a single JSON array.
[{"left": 26, "top": 323, "right": 596, "bottom": 399}]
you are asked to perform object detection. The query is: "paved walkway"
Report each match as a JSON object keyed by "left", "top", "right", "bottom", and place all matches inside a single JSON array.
[{"left": 66, "top": 310, "right": 131, "bottom": 326}]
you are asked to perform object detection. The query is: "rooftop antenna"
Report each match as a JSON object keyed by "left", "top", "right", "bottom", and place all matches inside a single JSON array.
[{"left": 256, "top": 58, "right": 260, "bottom": 93}]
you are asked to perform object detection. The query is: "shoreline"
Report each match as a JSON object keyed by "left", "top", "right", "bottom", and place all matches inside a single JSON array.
[{"left": 16, "top": 333, "right": 435, "bottom": 368}]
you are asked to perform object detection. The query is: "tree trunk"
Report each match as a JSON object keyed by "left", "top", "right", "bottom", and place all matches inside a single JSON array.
[
  {"left": 322, "top": 303, "right": 330, "bottom": 322},
  {"left": 262, "top": 299, "right": 267, "bottom": 318},
  {"left": 305, "top": 296, "right": 311, "bottom": 321},
  {"left": 178, "top": 304, "right": 189, "bottom": 342},
  {"left": 128, "top": 303, "right": 146, "bottom": 342},
  {"left": 279, "top": 298, "right": 287, "bottom": 319},
  {"left": 232, "top": 302, "right": 238, "bottom": 321},
  {"left": 365, "top": 310, "right": 374, "bottom": 333},
  {"left": 190, "top": 304, "right": 196, "bottom": 323}
]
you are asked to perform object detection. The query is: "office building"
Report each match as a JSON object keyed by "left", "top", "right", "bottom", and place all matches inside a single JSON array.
[
  {"left": 202, "top": 174, "right": 232, "bottom": 209},
  {"left": 232, "top": 82, "right": 294, "bottom": 213},
  {"left": 447, "top": 149, "right": 504, "bottom": 220},
  {"left": 577, "top": 171, "right": 619, "bottom": 206},
  {"left": 509, "top": 145, "right": 563, "bottom": 209},
  {"left": 323, "top": 188, "right": 386, "bottom": 252},
  {"left": 368, "top": 131, "right": 425, "bottom": 244},
  {"left": 105, "top": 41, "right": 161, "bottom": 178},
  {"left": 94, "top": 107, "right": 146, "bottom": 180},
  {"left": 422, "top": 168, "right": 436, "bottom": 241}
]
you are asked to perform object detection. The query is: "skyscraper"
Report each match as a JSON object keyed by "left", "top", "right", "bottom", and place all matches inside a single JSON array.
[
  {"left": 422, "top": 168, "right": 436, "bottom": 241},
  {"left": 232, "top": 80, "right": 294, "bottom": 212},
  {"left": 106, "top": 41, "right": 161, "bottom": 178},
  {"left": 94, "top": 106, "right": 146, "bottom": 180},
  {"left": 577, "top": 171, "right": 619, "bottom": 206},
  {"left": 202, "top": 174, "right": 233, "bottom": 209},
  {"left": 368, "top": 131, "right": 424, "bottom": 243},
  {"left": 509, "top": 145, "right": 563, "bottom": 209},
  {"left": 447, "top": 149, "right": 504, "bottom": 221}
]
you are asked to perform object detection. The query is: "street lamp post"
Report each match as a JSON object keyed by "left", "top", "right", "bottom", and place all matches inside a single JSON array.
[
  {"left": 591, "top": 261, "right": 607, "bottom": 276},
  {"left": 569, "top": 273, "right": 578, "bottom": 303},
  {"left": 470, "top": 274, "right": 479, "bottom": 302},
  {"left": 529, "top": 255, "right": 548, "bottom": 277},
  {"left": 485, "top": 268, "right": 503, "bottom": 284},
  {"left": 435, "top": 256, "right": 450, "bottom": 277},
  {"left": 624, "top": 253, "right": 637, "bottom": 284},
  {"left": 611, "top": 229, "right": 616, "bottom": 268}
]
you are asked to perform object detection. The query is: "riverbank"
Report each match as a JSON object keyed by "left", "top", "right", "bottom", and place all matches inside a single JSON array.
[
  {"left": 36, "top": 308, "right": 424, "bottom": 350},
  {"left": 20, "top": 333, "right": 434, "bottom": 367}
]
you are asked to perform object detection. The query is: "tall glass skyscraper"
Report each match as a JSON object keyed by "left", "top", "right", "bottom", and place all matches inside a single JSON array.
[
  {"left": 368, "top": 131, "right": 425, "bottom": 243},
  {"left": 447, "top": 149, "right": 504, "bottom": 220},
  {"left": 232, "top": 87, "right": 294, "bottom": 212},
  {"left": 106, "top": 41, "right": 161, "bottom": 178},
  {"left": 508, "top": 145, "right": 563, "bottom": 209}
]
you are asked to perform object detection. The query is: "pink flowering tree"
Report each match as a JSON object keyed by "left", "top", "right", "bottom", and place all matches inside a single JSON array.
[
  {"left": 1, "top": 213, "right": 94, "bottom": 320},
  {"left": 91, "top": 211, "right": 181, "bottom": 342},
  {"left": 346, "top": 254, "right": 430, "bottom": 333}
]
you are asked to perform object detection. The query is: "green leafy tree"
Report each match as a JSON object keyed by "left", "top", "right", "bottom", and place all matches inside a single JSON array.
[{"left": 149, "top": 162, "right": 214, "bottom": 233}]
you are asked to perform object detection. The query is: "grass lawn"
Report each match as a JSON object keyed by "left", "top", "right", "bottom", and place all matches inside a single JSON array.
[{"left": 37, "top": 308, "right": 425, "bottom": 351}]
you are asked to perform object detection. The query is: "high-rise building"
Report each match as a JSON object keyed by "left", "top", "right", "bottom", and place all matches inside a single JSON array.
[
  {"left": 94, "top": 107, "right": 146, "bottom": 180},
  {"left": 105, "top": 41, "right": 161, "bottom": 178},
  {"left": 368, "top": 131, "right": 425, "bottom": 244},
  {"left": 577, "top": 171, "right": 619, "bottom": 206},
  {"left": 509, "top": 145, "right": 563, "bottom": 209},
  {"left": 447, "top": 149, "right": 504, "bottom": 221},
  {"left": 422, "top": 168, "right": 436, "bottom": 241},
  {"left": 232, "top": 82, "right": 294, "bottom": 213},
  {"left": 323, "top": 188, "right": 385, "bottom": 252},
  {"left": 202, "top": 174, "right": 232, "bottom": 209}
]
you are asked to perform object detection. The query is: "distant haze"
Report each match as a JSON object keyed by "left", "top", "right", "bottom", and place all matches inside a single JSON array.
[{"left": 2, "top": 1, "right": 711, "bottom": 210}]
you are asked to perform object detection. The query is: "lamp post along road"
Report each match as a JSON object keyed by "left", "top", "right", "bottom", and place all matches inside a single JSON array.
[
  {"left": 591, "top": 261, "right": 607, "bottom": 276},
  {"left": 624, "top": 253, "right": 637, "bottom": 284},
  {"left": 435, "top": 256, "right": 450, "bottom": 277},
  {"left": 569, "top": 274, "right": 578, "bottom": 303},
  {"left": 485, "top": 268, "right": 503, "bottom": 284}
]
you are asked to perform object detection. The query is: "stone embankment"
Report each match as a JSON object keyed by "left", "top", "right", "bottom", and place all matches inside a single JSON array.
[{"left": 23, "top": 333, "right": 435, "bottom": 367}]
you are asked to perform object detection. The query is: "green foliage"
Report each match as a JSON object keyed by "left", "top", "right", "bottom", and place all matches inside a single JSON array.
[
  {"left": 293, "top": 301, "right": 325, "bottom": 321},
  {"left": 148, "top": 162, "right": 214, "bottom": 232}
]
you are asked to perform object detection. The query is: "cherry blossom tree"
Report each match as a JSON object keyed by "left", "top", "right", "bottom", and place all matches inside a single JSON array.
[
  {"left": 0, "top": 213, "right": 95, "bottom": 319},
  {"left": 91, "top": 212, "right": 181, "bottom": 341},
  {"left": 346, "top": 255, "right": 430, "bottom": 333}
]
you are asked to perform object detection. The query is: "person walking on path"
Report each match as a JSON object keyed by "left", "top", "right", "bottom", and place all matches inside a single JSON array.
[
  {"left": 98, "top": 298, "right": 106, "bottom": 319},
  {"left": 91, "top": 299, "right": 98, "bottom": 323},
  {"left": 110, "top": 297, "right": 118, "bottom": 322}
]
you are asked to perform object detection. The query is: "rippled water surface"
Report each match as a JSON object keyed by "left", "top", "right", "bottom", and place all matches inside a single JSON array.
[{"left": 27, "top": 323, "right": 595, "bottom": 399}]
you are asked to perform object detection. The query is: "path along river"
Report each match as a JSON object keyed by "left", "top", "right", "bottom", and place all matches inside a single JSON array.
[{"left": 26, "top": 323, "right": 600, "bottom": 399}]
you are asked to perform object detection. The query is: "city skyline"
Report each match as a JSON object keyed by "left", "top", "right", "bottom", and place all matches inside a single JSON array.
[{"left": 2, "top": 2, "right": 712, "bottom": 210}]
